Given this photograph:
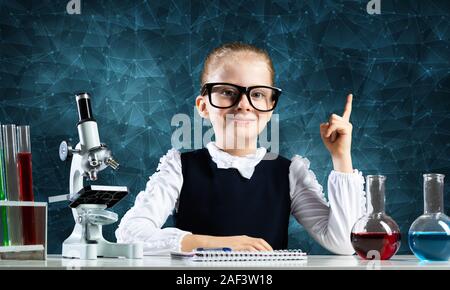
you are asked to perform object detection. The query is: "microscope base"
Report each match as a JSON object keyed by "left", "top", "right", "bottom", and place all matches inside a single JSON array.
[
  {"left": 62, "top": 207, "right": 143, "bottom": 260},
  {"left": 62, "top": 240, "right": 143, "bottom": 260}
]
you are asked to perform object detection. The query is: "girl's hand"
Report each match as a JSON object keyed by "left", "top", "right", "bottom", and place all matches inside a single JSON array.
[
  {"left": 181, "top": 234, "right": 273, "bottom": 252},
  {"left": 320, "top": 94, "right": 354, "bottom": 173}
]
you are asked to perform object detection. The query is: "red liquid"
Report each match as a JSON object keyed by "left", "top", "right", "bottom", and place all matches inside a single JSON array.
[
  {"left": 17, "top": 152, "right": 36, "bottom": 245},
  {"left": 18, "top": 152, "right": 34, "bottom": 201},
  {"left": 351, "top": 232, "right": 401, "bottom": 260}
]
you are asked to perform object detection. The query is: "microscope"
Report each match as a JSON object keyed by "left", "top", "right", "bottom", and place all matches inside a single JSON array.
[{"left": 58, "top": 92, "right": 143, "bottom": 260}]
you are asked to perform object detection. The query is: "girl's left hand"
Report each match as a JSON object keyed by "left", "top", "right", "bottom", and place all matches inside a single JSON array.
[{"left": 320, "top": 94, "right": 353, "bottom": 158}]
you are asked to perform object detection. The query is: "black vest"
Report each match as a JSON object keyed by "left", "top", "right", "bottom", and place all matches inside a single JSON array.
[{"left": 175, "top": 148, "right": 291, "bottom": 249}]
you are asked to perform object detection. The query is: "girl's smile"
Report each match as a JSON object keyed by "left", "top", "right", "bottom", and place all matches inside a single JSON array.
[{"left": 227, "top": 114, "right": 257, "bottom": 125}]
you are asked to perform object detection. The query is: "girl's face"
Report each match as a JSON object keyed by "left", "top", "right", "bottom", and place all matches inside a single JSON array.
[{"left": 196, "top": 53, "right": 274, "bottom": 150}]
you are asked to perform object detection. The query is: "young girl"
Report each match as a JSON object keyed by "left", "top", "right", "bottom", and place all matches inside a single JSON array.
[{"left": 115, "top": 42, "right": 365, "bottom": 255}]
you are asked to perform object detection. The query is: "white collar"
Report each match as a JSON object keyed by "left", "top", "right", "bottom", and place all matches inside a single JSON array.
[{"left": 206, "top": 142, "right": 267, "bottom": 179}]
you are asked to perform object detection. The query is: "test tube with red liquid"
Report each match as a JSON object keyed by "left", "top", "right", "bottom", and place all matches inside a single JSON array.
[{"left": 16, "top": 125, "right": 36, "bottom": 245}]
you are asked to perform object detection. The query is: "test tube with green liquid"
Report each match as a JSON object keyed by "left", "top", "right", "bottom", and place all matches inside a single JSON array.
[
  {"left": 0, "top": 128, "right": 11, "bottom": 246},
  {"left": 2, "top": 124, "right": 22, "bottom": 245}
]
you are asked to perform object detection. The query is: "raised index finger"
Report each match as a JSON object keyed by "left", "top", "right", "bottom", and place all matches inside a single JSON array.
[{"left": 342, "top": 93, "right": 353, "bottom": 121}]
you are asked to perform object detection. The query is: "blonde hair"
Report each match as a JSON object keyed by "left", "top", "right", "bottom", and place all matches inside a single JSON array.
[{"left": 200, "top": 42, "right": 275, "bottom": 86}]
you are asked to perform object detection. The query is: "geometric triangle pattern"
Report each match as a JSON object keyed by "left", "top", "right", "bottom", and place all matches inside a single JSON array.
[{"left": 0, "top": 0, "right": 449, "bottom": 254}]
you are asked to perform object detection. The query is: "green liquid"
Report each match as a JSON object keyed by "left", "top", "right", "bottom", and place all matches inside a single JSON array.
[{"left": 0, "top": 150, "right": 11, "bottom": 246}]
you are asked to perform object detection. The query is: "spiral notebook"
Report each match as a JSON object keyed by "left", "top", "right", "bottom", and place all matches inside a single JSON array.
[{"left": 171, "top": 249, "right": 307, "bottom": 262}]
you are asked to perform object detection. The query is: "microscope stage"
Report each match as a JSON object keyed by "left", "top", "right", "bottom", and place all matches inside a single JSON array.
[{"left": 69, "top": 185, "right": 128, "bottom": 208}]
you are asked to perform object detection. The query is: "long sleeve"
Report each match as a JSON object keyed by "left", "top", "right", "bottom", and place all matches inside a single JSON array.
[
  {"left": 289, "top": 155, "right": 366, "bottom": 255},
  {"left": 115, "top": 149, "right": 191, "bottom": 255}
]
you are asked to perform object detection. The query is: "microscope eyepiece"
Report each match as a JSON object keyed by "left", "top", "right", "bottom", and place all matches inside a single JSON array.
[{"left": 76, "top": 92, "right": 95, "bottom": 123}]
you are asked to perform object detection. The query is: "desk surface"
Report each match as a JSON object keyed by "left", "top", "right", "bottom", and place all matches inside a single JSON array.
[{"left": 0, "top": 255, "right": 449, "bottom": 269}]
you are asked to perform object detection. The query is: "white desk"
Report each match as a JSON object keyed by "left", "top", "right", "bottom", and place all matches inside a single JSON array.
[{"left": 0, "top": 255, "right": 449, "bottom": 269}]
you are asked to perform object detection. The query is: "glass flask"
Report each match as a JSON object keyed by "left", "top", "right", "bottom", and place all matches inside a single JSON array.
[
  {"left": 408, "top": 174, "right": 450, "bottom": 261},
  {"left": 351, "top": 175, "right": 401, "bottom": 260}
]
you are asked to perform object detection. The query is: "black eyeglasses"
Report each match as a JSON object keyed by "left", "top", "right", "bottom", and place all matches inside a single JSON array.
[{"left": 201, "top": 82, "right": 282, "bottom": 112}]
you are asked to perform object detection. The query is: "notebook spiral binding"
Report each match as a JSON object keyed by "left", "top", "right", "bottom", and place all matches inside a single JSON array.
[{"left": 192, "top": 249, "right": 307, "bottom": 262}]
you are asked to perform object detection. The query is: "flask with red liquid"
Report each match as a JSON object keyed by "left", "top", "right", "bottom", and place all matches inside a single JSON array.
[
  {"left": 16, "top": 125, "right": 36, "bottom": 245},
  {"left": 350, "top": 175, "right": 401, "bottom": 260}
]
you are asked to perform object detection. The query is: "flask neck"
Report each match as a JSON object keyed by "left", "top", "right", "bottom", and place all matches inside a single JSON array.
[
  {"left": 366, "top": 175, "right": 385, "bottom": 214},
  {"left": 423, "top": 174, "right": 444, "bottom": 214}
]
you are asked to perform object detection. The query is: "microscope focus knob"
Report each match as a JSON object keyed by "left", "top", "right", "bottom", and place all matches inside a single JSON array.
[{"left": 59, "top": 140, "right": 74, "bottom": 161}]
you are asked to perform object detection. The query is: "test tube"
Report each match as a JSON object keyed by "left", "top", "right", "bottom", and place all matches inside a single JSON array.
[
  {"left": 17, "top": 125, "right": 34, "bottom": 202},
  {"left": 0, "top": 128, "right": 11, "bottom": 246},
  {"left": 2, "top": 125, "right": 19, "bottom": 201},
  {"left": 17, "top": 125, "right": 36, "bottom": 245},
  {"left": 2, "top": 124, "right": 22, "bottom": 245}
]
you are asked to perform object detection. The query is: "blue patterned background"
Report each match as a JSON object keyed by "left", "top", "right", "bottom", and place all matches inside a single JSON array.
[{"left": 0, "top": 0, "right": 449, "bottom": 255}]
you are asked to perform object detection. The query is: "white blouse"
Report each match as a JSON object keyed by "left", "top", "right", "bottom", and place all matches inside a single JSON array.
[{"left": 115, "top": 142, "right": 366, "bottom": 255}]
